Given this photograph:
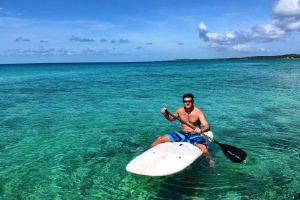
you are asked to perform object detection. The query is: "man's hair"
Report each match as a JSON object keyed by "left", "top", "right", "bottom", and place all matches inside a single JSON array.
[{"left": 182, "top": 93, "right": 194, "bottom": 101}]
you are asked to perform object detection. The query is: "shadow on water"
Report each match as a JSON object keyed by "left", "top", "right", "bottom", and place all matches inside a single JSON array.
[
  {"left": 294, "top": 192, "right": 300, "bottom": 200},
  {"left": 155, "top": 177, "right": 203, "bottom": 200},
  {"left": 153, "top": 158, "right": 256, "bottom": 200},
  {"left": 153, "top": 161, "right": 210, "bottom": 200},
  {"left": 267, "top": 138, "right": 296, "bottom": 151}
]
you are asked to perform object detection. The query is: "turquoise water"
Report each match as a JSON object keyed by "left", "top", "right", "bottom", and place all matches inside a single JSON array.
[{"left": 0, "top": 60, "right": 299, "bottom": 199}]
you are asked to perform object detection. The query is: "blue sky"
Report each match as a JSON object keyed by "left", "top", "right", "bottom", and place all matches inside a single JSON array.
[{"left": 1, "top": 0, "right": 300, "bottom": 64}]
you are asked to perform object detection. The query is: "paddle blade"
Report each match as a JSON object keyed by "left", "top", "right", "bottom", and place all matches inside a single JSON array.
[{"left": 217, "top": 142, "right": 247, "bottom": 163}]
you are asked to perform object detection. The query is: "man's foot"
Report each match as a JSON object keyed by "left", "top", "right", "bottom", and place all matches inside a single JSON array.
[{"left": 209, "top": 160, "right": 215, "bottom": 168}]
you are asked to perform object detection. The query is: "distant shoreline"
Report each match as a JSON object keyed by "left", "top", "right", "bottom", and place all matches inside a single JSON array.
[
  {"left": 171, "top": 54, "right": 300, "bottom": 62},
  {"left": 1, "top": 54, "right": 300, "bottom": 65}
]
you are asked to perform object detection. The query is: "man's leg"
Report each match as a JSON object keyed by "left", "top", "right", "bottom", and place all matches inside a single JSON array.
[
  {"left": 196, "top": 143, "right": 208, "bottom": 155},
  {"left": 150, "top": 135, "right": 171, "bottom": 147},
  {"left": 196, "top": 143, "right": 215, "bottom": 167}
]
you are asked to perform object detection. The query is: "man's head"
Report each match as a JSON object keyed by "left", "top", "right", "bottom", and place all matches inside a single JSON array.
[{"left": 182, "top": 93, "right": 194, "bottom": 108}]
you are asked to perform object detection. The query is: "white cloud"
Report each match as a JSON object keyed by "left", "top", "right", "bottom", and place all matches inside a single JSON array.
[
  {"left": 15, "top": 36, "right": 31, "bottom": 42},
  {"left": 273, "top": 0, "right": 300, "bottom": 16},
  {"left": 252, "top": 23, "right": 286, "bottom": 41},
  {"left": 198, "top": 0, "right": 300, "bottom": 51},
  {"left": 110, "top": 39, "right": 130, "bottom": 43},
  {"left": 231, "top": 44, "right": 252, "bottom": 52},
  {"left": 82, "top": 48, "right": 98, "bottom": 54},
  {"left": 1, "top": 45, "right": 112, "bottom": 56},
  {"left": 230, "top": 44, "right": 275, "bottom": 53},
  {"left": 198, "top": 22, "right": 207, "bottom": 31},
  {"left": 272, "top": 0, "right": 300, "bottom": 31},
  {"left": 119, "top": 39, "right": 129, "bottom": 43},
  {"left": 69, "top": 35, "right": 95, "bottom": 42},
  {"left": 2, "top": 46, "right": 76, "bottom": 56}
]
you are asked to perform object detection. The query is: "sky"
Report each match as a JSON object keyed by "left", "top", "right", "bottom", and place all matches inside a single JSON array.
[{"left": 0, "top": 0, "right": 300, "bottom": 64}]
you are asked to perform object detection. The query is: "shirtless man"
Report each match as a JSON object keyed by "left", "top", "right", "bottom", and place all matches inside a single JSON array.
[{"left": 150, "top": 93, "right": 215, "bottom": 167}]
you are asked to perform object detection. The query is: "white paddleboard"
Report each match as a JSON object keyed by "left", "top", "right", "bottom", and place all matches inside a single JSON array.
[{"left": 126, "top": 131, "right": 213, "bottom": 176}]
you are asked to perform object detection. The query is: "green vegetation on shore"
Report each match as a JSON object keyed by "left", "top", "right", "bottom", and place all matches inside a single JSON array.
[{"left": 172, "top": 54, "right": 300, "bottom": 62}]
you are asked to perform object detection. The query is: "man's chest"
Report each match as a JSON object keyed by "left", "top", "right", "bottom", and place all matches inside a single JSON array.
[{"left": 180, "top": 113, "right": 199, "bottom": 124}]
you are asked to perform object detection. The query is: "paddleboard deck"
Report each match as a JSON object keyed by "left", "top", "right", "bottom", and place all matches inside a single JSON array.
[{"left": 126, "top": 131, "right": 213, "bottom": 176}]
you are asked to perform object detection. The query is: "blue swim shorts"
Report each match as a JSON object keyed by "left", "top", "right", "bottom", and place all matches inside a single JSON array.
[{"left": 166, "top": 131, "right": 207, "bottom": 146}]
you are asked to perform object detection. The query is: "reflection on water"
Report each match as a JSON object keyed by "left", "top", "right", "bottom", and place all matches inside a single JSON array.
[{"left": 0, "top": 60, "right": 299, "bottom": 199}]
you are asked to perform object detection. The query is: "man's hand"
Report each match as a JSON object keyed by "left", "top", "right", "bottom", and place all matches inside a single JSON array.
[
  {"left": 194, "top": 127, "right": 203, "bottom": 134},
  {"left": 161, "top": 107, "right": 168, "bottom": 115}
]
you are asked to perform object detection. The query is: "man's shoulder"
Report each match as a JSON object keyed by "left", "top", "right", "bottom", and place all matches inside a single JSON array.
[
  {"left": 193, "top": 107, "right": 203, "bottom": 113},
  {"left": 176, "top": 107, "right": 184, "bottom": 112}
]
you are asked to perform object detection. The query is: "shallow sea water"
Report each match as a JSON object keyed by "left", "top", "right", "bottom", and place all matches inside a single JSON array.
[{"left": 0, "top": 60, "right": 299, "bottom": 199}]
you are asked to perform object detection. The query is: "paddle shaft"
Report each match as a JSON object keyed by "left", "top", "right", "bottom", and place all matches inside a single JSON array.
[
  {"left": 165, "top": 110, "right": 215, "bottom": 142},
  {"left": 165, "top": 110, "right": 247, "bottom": 163}
]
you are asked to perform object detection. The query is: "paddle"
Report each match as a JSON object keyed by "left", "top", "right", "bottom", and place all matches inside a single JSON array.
[{"left": 165, "top": 110, "right": 247, "bottom": 163}]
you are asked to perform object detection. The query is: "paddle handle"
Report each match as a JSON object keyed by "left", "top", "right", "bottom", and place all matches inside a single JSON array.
[{"left": 165, "top": 110, "right": 215, "bottom": 142}]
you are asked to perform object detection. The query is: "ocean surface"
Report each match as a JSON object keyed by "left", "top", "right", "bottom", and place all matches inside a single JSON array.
[{"left": 0, "top": 60, "right": 299, "bottom": 200}]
